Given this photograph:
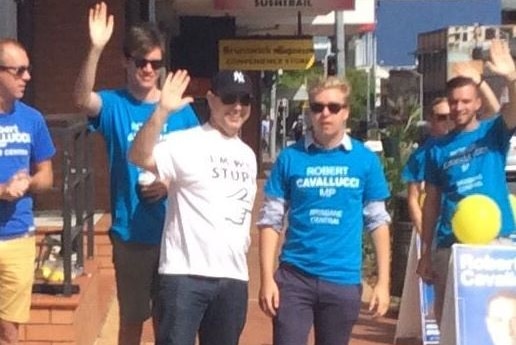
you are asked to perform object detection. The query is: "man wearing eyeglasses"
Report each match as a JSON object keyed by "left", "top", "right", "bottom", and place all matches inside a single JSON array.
[
  {"left": 402, "top": 97, "right": 453, "bottom": 236},
  {"left": 0, "top": 39, "right": 55, "bottom": 345},
  {"left": 129, "top": 69, "right": 257, "bottom": 345},
  {"left": 418, "top": 39, "right": 516, "bottom": 328},
  {"left": 73, "top": 3, "right": 199, "bottom": 344},
  {"left": 257, "top": 76, "right": 391, "bottom": 345}
]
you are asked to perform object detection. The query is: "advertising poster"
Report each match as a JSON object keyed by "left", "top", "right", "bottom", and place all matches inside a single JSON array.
[
  {"left": 394, "top": 231, "right": 440, "bottom": 344},
  {"left": 453, "top": 244, "right": 516, "bottom": 345},
  {"left": 417, "top": 236, "right": 440, "bottom": 344}
]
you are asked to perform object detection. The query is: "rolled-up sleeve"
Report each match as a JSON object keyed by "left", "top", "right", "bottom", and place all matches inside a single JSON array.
[
  {"left": 256, "top": 196, "right": 287, "bottom": 232},
  {"left": 363, "top": 201, "right": 391, "bottom": 232}
]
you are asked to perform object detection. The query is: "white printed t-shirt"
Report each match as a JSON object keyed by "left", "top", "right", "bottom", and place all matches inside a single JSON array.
[{"left": 154, "top": 123, "right": 257, "bottom": 281}]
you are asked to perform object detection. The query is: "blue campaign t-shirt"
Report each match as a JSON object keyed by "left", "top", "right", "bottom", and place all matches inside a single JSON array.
[
  {"left": 402, "top": 138, "right": 437, "bottom": 184},
  {"left": 264, "top": 138, "right": 390, "bottom": 285},
  {"left": 90, "top": 89, "right": 199, "bottom": 244},
  {"left": 426, "top": 115, "right": 515, "bottom": 247},
  {"left": 0, "top": 101, "right": 56, "bottom": 238}
]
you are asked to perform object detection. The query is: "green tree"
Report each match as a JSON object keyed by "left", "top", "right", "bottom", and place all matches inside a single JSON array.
[{"left": 345, "top": 68, "right": 372, "bottom": 130}]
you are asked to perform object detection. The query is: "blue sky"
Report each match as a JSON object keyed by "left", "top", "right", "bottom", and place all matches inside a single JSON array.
[{"left": 376, "top": 0, "right": 501, "bottom": 66}]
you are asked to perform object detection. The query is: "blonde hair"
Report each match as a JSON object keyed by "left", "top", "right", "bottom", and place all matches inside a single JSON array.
[{"left": 308, "top": 76, "right": 351, "bottom": 102}]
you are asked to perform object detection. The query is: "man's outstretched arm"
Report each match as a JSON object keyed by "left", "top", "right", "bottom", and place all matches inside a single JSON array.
[{"left": 73, "top": 2, "right": 114, "bottom": 117}]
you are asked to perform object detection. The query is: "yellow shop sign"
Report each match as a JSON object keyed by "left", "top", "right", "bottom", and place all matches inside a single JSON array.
[{"left": 219, "top": 39, "right": 315, "bottom": 71}]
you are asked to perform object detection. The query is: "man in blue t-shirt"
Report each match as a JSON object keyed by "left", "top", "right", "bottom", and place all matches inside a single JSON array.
[
  {"left": 402, "top": 97, "right": 452, "bottom": 234},
  {"left": 0, "top": 39, "right": 55, "bottom": 345},
  {"left": 258, "top": 77, "right": 391, "bottom": 345},
  {"left": 403, "top": 63, "right": 500, "bottom": 235},
  {"left": 418, "top": 39, "right": 516, "bottom": 327},
  {"left": 73, "top": 3, "right": 198, "bottom": 344}
]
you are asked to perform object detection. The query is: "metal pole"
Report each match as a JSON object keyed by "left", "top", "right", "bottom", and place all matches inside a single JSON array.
[
  {"left": 297, "top": 11, "right": 302, "bottom": 36},
  {"left": 281, "top": 100, "right": 288, "bottom": 148},
  {"left": 372, "top": 30, "right": 378, "bottom": 125},
  {"left": 335, "top": 11, "right": 346, "bottom": 77},
  {"left": 269, "top": 81, "right": 277, "bottom": 161},
  {"left": 419, "top": 73, "right": 424, "bottom": 120},
  {"left": 148, "top": 0, "right": 156, "bottom": 23}
]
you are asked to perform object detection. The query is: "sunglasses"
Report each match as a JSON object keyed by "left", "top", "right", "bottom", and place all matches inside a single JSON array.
[
  {"left": 309, "top": 102, "right": 347, "bottom": 114},
  {"left": 218, "top": 93, "right": 252, "bottom": 106},
  {"left": 434, "top": 113, "right": 450, "bottom": 122},
  {"left": 131, "top": 58, "right": 164, "bottom": 70},
  {"left": 0, "top": 65, "right": 31, "bottom": 77}
]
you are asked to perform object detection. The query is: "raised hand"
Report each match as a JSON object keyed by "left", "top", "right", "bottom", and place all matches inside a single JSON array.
[
  {"left": 486, "top": 39, "right": 516, "bottom": 77},
  {"left": 88, "top": 2, "right": 114, "bottom": 50},
  {"left": 158, "top": 69, "right": 193, "bottom": 114}
]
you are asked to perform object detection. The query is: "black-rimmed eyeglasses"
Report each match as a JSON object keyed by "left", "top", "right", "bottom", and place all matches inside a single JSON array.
[
  {"left": 217, "top": 93, "right": 252, "bottom": 106},
  {"left": 309, "top": 102, "right": 347, "bottom": 114},
  {"left": 0, "top": 65, "right": 31, "bottom": 77},
  {"left": 130, "top": 58, "right": 164, "bottom": 70},
  {"left": 434, "top": 113, "right": 450, "bottom": 122}
]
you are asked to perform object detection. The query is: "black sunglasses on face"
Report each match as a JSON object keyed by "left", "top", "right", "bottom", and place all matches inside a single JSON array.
[
  {"left": 131, "top": 58, "right": 164, "bottom": 70},
  {"left": 0, "top": 65, "right": 31, "bottom": 77},
  {"left": 309, "top": 102, "right": 347, "bottom": 114},
  {"left": 435, "top": 113, "right": 450, "bottom": 122},
  {"left": 219, "top": 93, "right": 252, "bottom": 106}
]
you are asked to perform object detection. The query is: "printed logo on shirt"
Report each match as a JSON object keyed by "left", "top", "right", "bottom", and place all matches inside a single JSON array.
[
  {"left": 0, "top": 125, "right": 31, "bottom": 157},
  {"left": 456, "top": 174, "right": 483, "bottom": 194},
  {"left": 444, "top": 145, "right": 487, "bottom": 194},
  {"left": 211, "top": 155, "right": 252, "bottom": 183},
  {"left": 443, "top": 145, "right": 488, "bottom": 170},
  {"left": 225, "top": 188, "right": 253, "bottom": 225},
  {"left": 210, "top": 154, "right": 254, "bottom": 226},
  {"left": 295, "top": 165, "right": 360, "bottom": 198},
  {"left": 127, "top": 122, "right": 170, "bottom": 142},
  {"left": 309, "top": 208, "right": 342, "bottom": 225}
]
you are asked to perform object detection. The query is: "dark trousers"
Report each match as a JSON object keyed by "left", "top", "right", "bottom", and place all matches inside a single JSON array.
[
  {"left": 155, "top": 274, "right": 248, "bottom": 345},
  {"left": 274, "top": 264, "right": 362, "bottom": 345}
]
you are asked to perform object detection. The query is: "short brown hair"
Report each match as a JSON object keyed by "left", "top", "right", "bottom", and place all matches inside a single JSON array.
[
  {"left": 446, "top": 76, "right": 479, "bottom": 97},
  {"left": 123, "top": 23, "right": 164, "bottom": 59}
]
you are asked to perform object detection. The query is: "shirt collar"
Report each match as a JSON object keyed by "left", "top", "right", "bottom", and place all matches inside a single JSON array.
[{"left": 304, "top": 131, "right": 353, "bottom": 151}]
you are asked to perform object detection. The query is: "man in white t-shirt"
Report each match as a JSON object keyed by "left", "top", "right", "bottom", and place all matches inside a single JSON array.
[{"left": 129, "top": 69, "right": 257, "bottom": 345}]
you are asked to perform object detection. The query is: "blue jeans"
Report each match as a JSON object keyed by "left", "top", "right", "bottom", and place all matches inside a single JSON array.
[
  {"left": 274, "top": 264, "right": 362, "bottom": 345},
  {"left": 156, "top": 274, "right": 248, "bottom": 345}
]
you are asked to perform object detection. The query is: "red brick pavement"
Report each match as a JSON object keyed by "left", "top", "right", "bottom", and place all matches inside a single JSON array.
[{"left": 96, "top": 179, "right": 401, "bottom": 344}]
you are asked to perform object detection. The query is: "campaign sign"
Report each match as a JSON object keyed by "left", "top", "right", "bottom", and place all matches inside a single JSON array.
[
  {"left": 453, "top": 244, "right": 516, "bottom": 345},
  {"left": 394, "top": 231, "right": 440, "bottom": 344},
  {"left": 418, "top": 265, "right": 440, "bottom": 344}
]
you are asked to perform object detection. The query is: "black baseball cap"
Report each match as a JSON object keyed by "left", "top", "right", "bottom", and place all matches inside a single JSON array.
[{"left": 212, "top": 70, "right": 253, "bottom": 96}]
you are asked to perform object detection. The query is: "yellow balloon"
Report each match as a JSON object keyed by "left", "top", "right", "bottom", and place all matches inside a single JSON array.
[
  {"left": 452, "top": 194, "right": 501, "bottom": 244},
  {"left": 509, "top": 194, "right": 516, "bottom": 224}
]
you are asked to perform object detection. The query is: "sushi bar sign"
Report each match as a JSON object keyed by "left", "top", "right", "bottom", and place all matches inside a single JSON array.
[{"left": 213, "top": 0, "right": 355, "bottom": 11}]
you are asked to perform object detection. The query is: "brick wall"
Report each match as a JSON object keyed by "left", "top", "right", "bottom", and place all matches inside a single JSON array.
[
  {"left": 30, "top": 0, "right": 126, "bottom": 211},
  {"left": 21, "top": 260, "right": 108, "bottom": 345}
]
